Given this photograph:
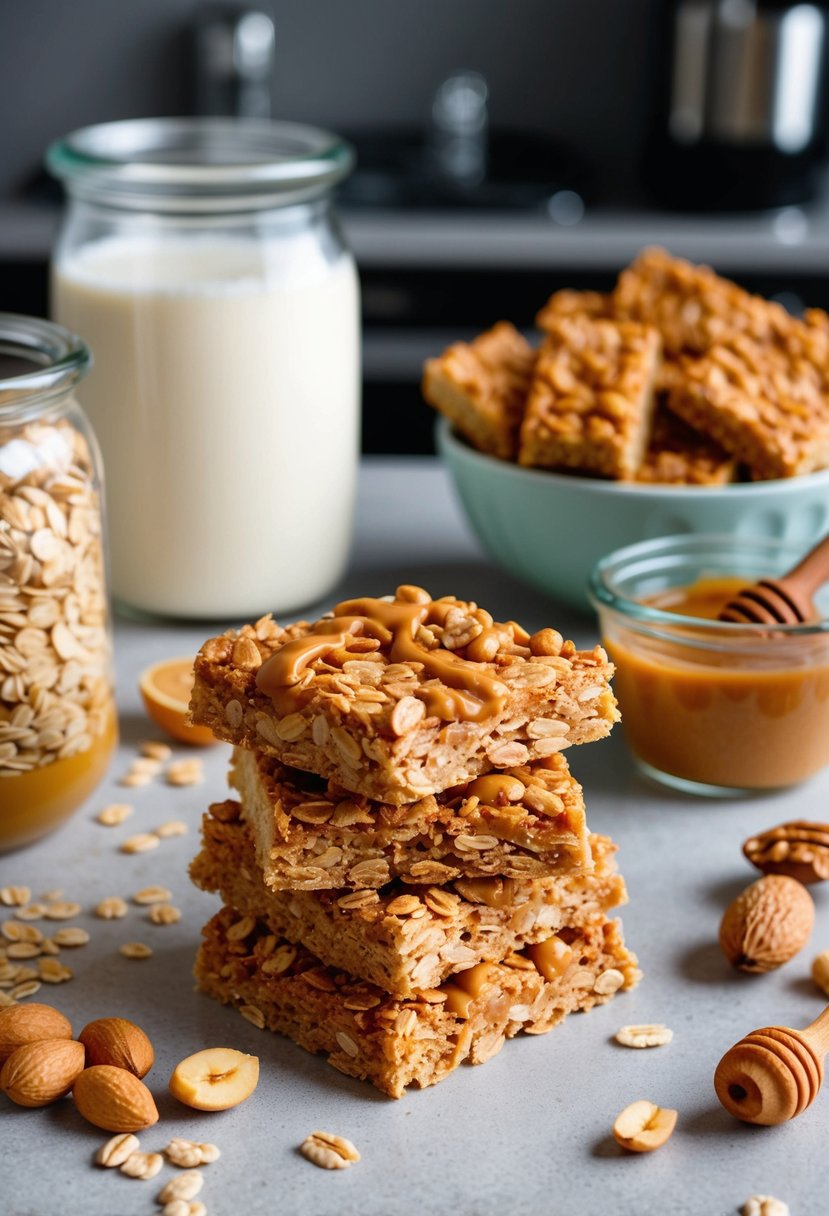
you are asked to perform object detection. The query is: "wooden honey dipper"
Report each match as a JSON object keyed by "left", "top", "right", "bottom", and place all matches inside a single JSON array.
[
  {"left": 714, "top": 1004, "right": 829, "bottom": 1125},
  {"left": 718, "top": 531, "right": 829, "bottom": 625}
]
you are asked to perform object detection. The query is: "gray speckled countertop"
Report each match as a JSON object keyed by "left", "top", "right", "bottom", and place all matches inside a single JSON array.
[{"left": 2, "top": 458, "right": 828, "bottom": 1216}]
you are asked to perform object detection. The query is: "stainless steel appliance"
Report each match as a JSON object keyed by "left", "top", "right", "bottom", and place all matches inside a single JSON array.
[{"left": 643, "top": 0, "right": 829, "bottom": 209}]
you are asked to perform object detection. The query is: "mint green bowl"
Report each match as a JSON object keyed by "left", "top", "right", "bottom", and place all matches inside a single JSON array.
[{"left": 436, "top": 417, "right": 829, "bottom": 612}]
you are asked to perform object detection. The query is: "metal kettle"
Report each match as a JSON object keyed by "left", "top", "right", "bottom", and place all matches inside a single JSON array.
[{"left": 643, "top": 0, "right": 829, "bottom": 210}]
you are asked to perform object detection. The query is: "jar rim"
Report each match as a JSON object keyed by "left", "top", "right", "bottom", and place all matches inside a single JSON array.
[
  {"left": 0, "top": 313, "right": 91, "bottom": 414},
  {"left": 588, "top": 532, "right": 829, "bottom": 637},
  {"left": 46, "top": 117, "right": 355, "bottom": 212}
]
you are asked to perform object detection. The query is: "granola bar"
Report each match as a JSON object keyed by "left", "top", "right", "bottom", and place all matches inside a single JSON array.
[
  {"left": 614, "top": 247, "right": 795, "bottom": 358},
  {"left": 669, "top": 332, "right": 829, "bottom": 479},
  {"left": 228, "top": 745, "right": 592, "bottom": 890},
  {"left": 635, "top": 404, "right": 736, "bottom": 486},
  {"left": 535, "top": 289, "right": 613, "bottom": 331},
  {"left": 190, "top": 806, "right": 625, "bottom": 996},
  {"left": 421, "top": 322, "right": 536, "bottom": 459},
  {"left": 190, "top": 587, "right": 619, "bottom": 805},
  {"left": 195, "top": 904, "right": 639, "bottom": 1097},
  {"left": 518, "top": 316, "right": 661, "bottom": 479}
]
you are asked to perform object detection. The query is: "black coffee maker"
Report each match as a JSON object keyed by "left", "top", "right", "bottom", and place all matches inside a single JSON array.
[{"left": 643, "top": 0, "right": 829, "bottom": 210}]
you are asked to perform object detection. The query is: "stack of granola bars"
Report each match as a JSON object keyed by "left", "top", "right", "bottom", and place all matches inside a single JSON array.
[{"left": 187, "top": 587, "right": 640, "bottom": 1098}]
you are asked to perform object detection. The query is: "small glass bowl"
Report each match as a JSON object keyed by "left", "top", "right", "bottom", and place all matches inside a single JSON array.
[{"left": 588, "top": 534, "right": 829, "bottom": 797}]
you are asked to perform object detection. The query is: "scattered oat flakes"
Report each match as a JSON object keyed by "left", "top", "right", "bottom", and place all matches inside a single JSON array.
[
  {"left": 10, "top": 979, "right": 41, "bottom": 999},
  {"left": 148, "top": 903, "right": 182, "bottom": 925},
  {"left": 166, "top": 759, "right": 204, "bottom": 787},
  {"left": 7, "top": 942, "right": 42, "bottom": 960},
  {"left": 40, "top": 889, "right": 63, "bottom": 901},
  {"left": 2, "top": 920, "right": 43, "bottom": 943},
  {"left": 140, "top": 739, "right": 172, "bottom": 762},
  {"left": 0, "top": 991, "right": 15, "bottom": 1008},
  {"left": 119, "top": 770, "right": 153, "bottom": 788},
  {"left": 15, "top": 903, "right": 47, "bottom": 921},
  {"left": 300, "top": 1131, "right": 361, "bottom": 1170},
  {"left": 51, "top": 926, "right": 90, "bottom": 947},
  {"left": 97, "top": 803, "right": 133, "bottom": 826},
  {"left": 120, "top": 833, "right": 160, "bottom": 855},
  {"left": 742, "top": 1198, "right": 790, "bottom": 1216},
  {"left": 119, "top": 942, "right": 153, "bottom": 960},
  {"left": 594, "top": 968, "right": 626, "bottom": 995},
  {"left": 615, "top": 1023, "right": 674, "bottom": 1049},
  {"left": 155, "top": 820, "right": 188, "bottom": 838},
  {"left": 0, "top": 886, "right": 31, "bottom": 907},
  {"left": 96, "top": 1133, "right": 140, "bottom": 1167},
  {"left": 240, "top": 1004, "right": 265, "bottom": 1029},
  {"left": 37, "top": 958, "right": 73, "bottom": 983},
  {"left": 120, "top": 1150, "right": 163, "bottom": 1180},
  {"left": 157, "top": 1171, "right": 204, "bottom": 1204},
  {"left": 40, "top": 939, "right": 60, "bottom": 956},
  {"left": 133, "top": 886, "right": 172, "bottom": 905},
  {"left": 164, "top": 1139, "right": 221, "bottom": 1168},
  {"left": 129, "top": 756, "right": 163, "bottom": 776},
  {"left": 95, "top": 896, "right": 129, "bottom": 920},
  {"left": 44, "top": 901, "right": 82, "bottom": 920},
  {"left": 162, "top": 1203, "right": 206, "bottom": 1216}
]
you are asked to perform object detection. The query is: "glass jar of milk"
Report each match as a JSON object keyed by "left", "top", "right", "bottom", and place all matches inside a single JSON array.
[{"left": 47, "top": 119, "right": 360, "bottom": 620}]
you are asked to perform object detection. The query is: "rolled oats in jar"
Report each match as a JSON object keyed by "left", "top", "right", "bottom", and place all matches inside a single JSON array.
[{"left": 0, "top": 314, "right": 115, "bottom": 849}]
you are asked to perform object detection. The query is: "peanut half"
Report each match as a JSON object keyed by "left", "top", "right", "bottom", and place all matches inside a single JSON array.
[
  {"left": 169, "top": 1047, "right": 259, "bottom": 1111},
  {"left": 612, "top": 1100, "right": 677, "bottom": 1153}
]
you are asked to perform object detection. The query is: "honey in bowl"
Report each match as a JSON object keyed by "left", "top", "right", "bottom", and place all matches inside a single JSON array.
[{"left": 590, "top": 538, "right": 829, "bottom": 796}]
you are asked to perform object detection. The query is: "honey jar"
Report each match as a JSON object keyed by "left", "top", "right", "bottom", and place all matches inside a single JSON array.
[{"left": 0, "top": 314, "right": 116, "bottom": 848}]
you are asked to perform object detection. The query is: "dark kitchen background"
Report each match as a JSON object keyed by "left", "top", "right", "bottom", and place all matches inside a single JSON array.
[{"left": 4, "top": 0, "right": 829, "bottom": 452}]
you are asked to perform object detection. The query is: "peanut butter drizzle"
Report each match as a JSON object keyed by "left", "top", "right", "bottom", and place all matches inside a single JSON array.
[{"left": 255, "top": 596, "right": 509, "bottom": 723}]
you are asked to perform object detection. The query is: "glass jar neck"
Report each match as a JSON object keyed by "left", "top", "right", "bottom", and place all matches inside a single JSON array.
[{"left": 0, "top": 314, "right": 90, "bottom": 426}]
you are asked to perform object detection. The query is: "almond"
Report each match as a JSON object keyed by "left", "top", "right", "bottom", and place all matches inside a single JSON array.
[
  {"left": 73, "top": 1064, "right": 159, "bottom": 1132},
  {"left": 1, "top": 1038, "right": 85, "bottom": 1106},
  {"left": 0, "top": 1002, "right": 73, "bottom": 1063},
  {"left": 79, "top": 1017, "right": 154, "bottom": 1078},
  {"left": 719, "top": 875, "right": 815, "bottom": 973}
]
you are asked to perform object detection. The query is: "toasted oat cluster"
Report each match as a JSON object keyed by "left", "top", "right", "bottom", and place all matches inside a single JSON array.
[
  {"left": 190, "top": 587, "right": 618, "bottom": 806},
  {"left": 535, "top": 289, "right": 613, "bottom": 331},
  {"left": 190, "top": 807, "right": 625, "bottom": 997},
  {"left": 229, "top": 746, "right": 592, "bottom": 890},
  {"left": 0, "top": 420, "right": 113, "bottom": 778},
  {"left": 518, "top": 316, "right": 661, "bottom": 479},
  {"left": 195, "top": 902, "right": 640, "bottom": 1098},
  {"left": 421, "top": 321, "right": 536, "bottom": 459},
  {"left": 424, "top": 247, "right": 829, "bottom": 482}
]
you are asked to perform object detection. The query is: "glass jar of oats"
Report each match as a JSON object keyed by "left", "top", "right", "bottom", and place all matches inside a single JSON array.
[{"left": 0, "top": 314, "right": 116, "bottom": 849}]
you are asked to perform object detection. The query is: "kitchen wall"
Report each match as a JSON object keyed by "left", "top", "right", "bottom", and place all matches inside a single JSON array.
[{"left": 1, "top": 0, "right": 656, "bottom": 201}]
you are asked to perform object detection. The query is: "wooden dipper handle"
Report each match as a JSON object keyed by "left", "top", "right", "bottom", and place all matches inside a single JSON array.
[{"left": 714, "top": 1004, "right": 829, "bottom": 1125}]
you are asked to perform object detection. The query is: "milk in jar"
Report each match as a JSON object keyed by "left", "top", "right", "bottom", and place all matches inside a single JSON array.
[{"left": 48, "top": 118, "right": 359, "bottom": 619}]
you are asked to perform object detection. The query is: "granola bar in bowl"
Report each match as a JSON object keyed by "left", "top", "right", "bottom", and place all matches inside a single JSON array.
[{"left": 427, "top": 249, "right": 829, "bottom": 611}]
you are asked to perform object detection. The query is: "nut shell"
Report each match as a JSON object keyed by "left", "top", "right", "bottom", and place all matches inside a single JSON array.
[
  {"left": 743, "top": 820, "right": 829, "bottom": 884},
  {"left": 0, "top": 1003, "right": 73, "bottom": 1063},
  {"left": 0, "top": 1038, "right": 85, "bottom": 1106},
  {"left": 79, "top": 1017, "right": 154, "bottom": 1078},
  {"left": 73, "top": 1064, "right": 159, "bottom": 1132},
  {"left": 719, "top": 875, "right": 815, "bottom": 973}
]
